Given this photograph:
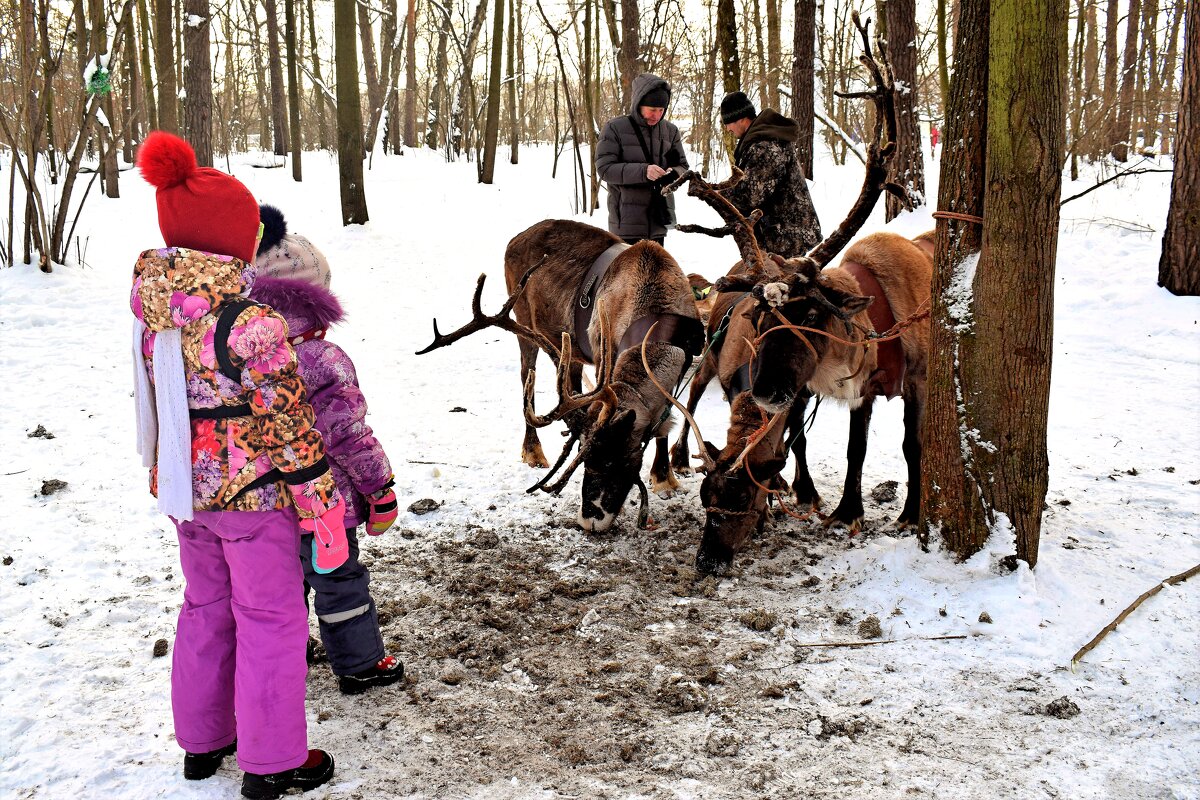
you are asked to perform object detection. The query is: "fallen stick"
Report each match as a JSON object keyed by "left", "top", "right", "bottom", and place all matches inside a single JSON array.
[
  {"left": 1071, "top": 562, "right": 1200, "bottom": 666},
  {"left": 407, "top": 459, "right": 470, "bottom": 469},
  {"left": 793, "top": 634, "right": 968, "bottom": 649}
]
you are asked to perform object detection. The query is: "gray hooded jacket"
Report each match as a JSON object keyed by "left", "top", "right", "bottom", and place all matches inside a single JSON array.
[{"left": 595, "top": 74, "right": 690, "bottom": 239}]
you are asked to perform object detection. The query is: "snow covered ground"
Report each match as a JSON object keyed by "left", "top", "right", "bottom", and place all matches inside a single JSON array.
[{"left": 0, "top": 144, "right": 1197, "bottom": 800}]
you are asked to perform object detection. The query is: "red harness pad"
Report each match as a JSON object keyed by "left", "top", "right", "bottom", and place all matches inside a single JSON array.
[{"left": 840, "top": 261, "right": 905, "bottom": 400}]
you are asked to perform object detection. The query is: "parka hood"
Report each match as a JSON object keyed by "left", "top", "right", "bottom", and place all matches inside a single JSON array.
[
  {"left": 249, "top": 276, "right": 345, "bottom": 337},
  {"left": 629, "top": 74, "right": 671, "bottom": 118},
  {"left": 131, "top": 247, "right": 256, "bottom": 333}
]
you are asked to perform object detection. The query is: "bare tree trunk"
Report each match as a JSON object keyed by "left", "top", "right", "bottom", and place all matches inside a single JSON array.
[
  {"left": 306, "top": 0, "right": 329, "bottom": 149},
  {"left": 717, "top": 0, "right": 740, "bottom": 93},
  {"left": 937, "top": 0, "right": 951, "bottom": 114},
  {"left": 619, "top": 0, "right": 639, "bottom": 108},
  {"left": 883, "top": 0, "right": 925, "bottom": 219},
  {"left": 91, "top": 0, "right": 122, "bottom": 196},
  {"left": 264, "top": 0, "right": 289, "bottom": 154},
  {"left": 1082, "top": 0, "right": 1099, "bottom": 156},
  {"left": 1112, "top": 0, "right": 1140, "bottom": 160},
  {"left": 1156, "top": 0, "right": 1183, "bottom": 154},
  {"left": 481, "top": 0, "right": 504, "bottom": 183},
  {"left": 154, "top": 0, "right": 179, "bottom": 133},
  {"left": 1070, "top": 0, "right": 1085, "bottom": 180},
  {"left": 508, "top": 0, "right": 519, "bottom": 163},
  {"left": 404, "top": 0, "right": 418, "bottom": 146},
  {"left": 1102, "top": 0, "right": 1119, "bottom": 148},
  {"left": 138, "top": 0, "right": 158, "bottom": 130},
  {"left": 920, "top": 0, "right": 990, "bottom": 559},
  {"left": 1158, "top": 0, "right": 1197, "bottom": 295},
  {"left": 335, "top": 0, "right": 368, "bottom": 223},
  {"left": 356, "top": 1, "right": 381, "bottom": 151},
  {"left": 426, "top": 7, "right": 450, "bottom": 149},
  {"left": 766, "top": 0, "right": 781, "bottom": 108},
  {"left": 285, "top": 0, "right": 303, "bottom": 179},
  {"left": 181, "top": 0, "right": 213, "bottom": 166},
  {"left": 244, "top": 0, "right": 270, "bottom": 148},
  {"left": 752, "top": 0, "right": 769, "bottom": 108},
  {"left": 792, "top": 0, "right": 816, "bottom": 178},
  {"left": 123, "top": 8, "right": 139, "bottom": 164}
]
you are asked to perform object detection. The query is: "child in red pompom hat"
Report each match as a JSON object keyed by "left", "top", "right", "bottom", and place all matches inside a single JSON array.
[{"left": 132, "top": 131, "right": 342, "bottom": 796}]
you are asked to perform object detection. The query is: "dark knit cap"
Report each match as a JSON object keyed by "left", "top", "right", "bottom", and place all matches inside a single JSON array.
[
  {"left": 720, "top": 91, "right": 757, "bottom": 124},
  {"left": 641, "top": 87, "right": 670, "bottom": 108}
]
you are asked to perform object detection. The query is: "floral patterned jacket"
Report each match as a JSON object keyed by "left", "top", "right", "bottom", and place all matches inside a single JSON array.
[{"left": 131, "top": 247, "right": 340, "bottom": 519}]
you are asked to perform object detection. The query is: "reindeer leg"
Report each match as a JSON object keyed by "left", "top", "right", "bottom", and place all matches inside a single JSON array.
[
  {"left": 826, "top": 395, "right": 873, "bottom": 533},
  {"left": 650, "top": 436, "right": 680, "bottom": 495},
  {"left": 786, "top": 393, "right": 821, "bottom": 511},
  {"left": 518, "top": 337, "right": 549, "bottom": 468},
  {"left": 669, "top": 357, "right": 715, "bottom": 474},
  {"left": 897, "top": 382, "right": 924, "bottom": 528}
]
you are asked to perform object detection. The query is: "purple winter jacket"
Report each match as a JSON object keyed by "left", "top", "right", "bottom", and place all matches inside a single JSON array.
[{"left": 249, "top": 276, "right": 392, "bottom": 528}]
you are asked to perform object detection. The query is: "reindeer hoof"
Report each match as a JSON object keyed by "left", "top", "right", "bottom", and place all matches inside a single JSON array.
[
  {"left": 673, "top": 465, "right": 694, "bottom": 478},
  {"left": 821, "top": 513, "right": 863, "bottom": 535},
  {"left": 651, "top": 475, "right": 680, "bottom": 497}
]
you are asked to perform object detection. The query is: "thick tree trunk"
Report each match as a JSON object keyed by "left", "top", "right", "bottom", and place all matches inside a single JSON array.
[
  {"left": 884, "top": 0, "right": 926, "bottom": 220},
  {"left": 285, "top": 0, "right": 302, "bottom": 179},
  {"left": 717, "top": 0, "right": 740, "bottom": 94},
  {"left": 92, "top": 0, "right": 121, "bottom": 197},
  {"left": 244, "top": 0, "right": 270, "bottom": 148},
  {"left": 356, "top": 1, "right": 381, "bottom": 151},
  {"left": 1102, "top": 0, "right": 1119, "bottom": 147},
  {"left": 154, "top": 0, "right": 179, "bottom": 133},
  {"left": 404, "top": 0, "right": 418, "bottom": 147},
  {"left": 920, "top": 0, "right": 991, "bottom": 559},
  {"left": 619, "top": 0, "right": 639, "bottom": 108},
  {"left": 1158, "top": 0, "right": 1198, "bottom": 295},
  {"left": 1112, "top": 0, "right": 1140, "bottom": 160},
  {"left": 481, "top": 0, "right": 504, "bottom": 183},
  {"left": 264, "top": 0, "right": 289, "bottom": 155},
  {"left": 138, "top": 0, "right": 158, "bottom": 130},
  {"left": 508, "top": 0, "right": 519, "bottom": 163},
  {"left": 937, "top": 0, "right": 951, "bottom": 114},
  {"left": 335, "top": 0, "right": 368, "bottom": 223},
  {"left": 181, "top": 0, "right": 213, "bottom": 166},
  {"left": 791, "top": 0, "right": 816, "bottom": 179},
  {"left": 426, "top": 9, "right": 450, "bottom": 149}
]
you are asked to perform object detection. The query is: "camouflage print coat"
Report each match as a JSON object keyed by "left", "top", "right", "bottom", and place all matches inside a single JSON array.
[{"left": 724, "top": 110, "right": 823, "bottom": 258}]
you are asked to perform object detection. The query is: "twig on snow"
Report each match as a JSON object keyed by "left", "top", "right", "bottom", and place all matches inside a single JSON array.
[
  {"left": 1070, "top": 562, "right": 1200, "bottom": 667},
  {"left": 792, "top": 634, "right": 969, "bottom": 649}
]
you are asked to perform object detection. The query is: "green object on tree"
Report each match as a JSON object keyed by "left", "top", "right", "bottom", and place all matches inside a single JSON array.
[{"left": 86, "top": 66, "right": 112, "bottom": 96}]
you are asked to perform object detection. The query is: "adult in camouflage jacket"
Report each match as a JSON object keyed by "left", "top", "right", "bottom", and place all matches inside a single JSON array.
[{"left": 719, "top": 91, "right": 823, "bottom": 258}]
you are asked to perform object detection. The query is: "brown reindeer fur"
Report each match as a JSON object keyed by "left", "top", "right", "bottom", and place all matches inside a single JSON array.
[{"left": 502, "top": 219, "right": 700, "bottom": 528}]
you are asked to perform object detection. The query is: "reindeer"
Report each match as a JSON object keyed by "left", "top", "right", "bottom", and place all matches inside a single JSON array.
[
  {"left": 417, "top": 219, "right": 708, "bottom": 532},
  {"left": 665, "top": 12, "right": 918, "bottom": 573}
]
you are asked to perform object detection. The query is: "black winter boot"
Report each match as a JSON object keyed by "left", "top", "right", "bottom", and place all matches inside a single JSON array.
[
  {"left": 338, "top": 655, "right": 404, "bottom": 695},
  {"left": 241, "top": 749, "right": 335, "bottom": 799},
  {"left": 183, "top": 740, "right": 236, "bottom": 780}
]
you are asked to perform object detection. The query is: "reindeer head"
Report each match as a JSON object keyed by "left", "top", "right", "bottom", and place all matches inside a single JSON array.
[{"left": 695, "top": 394, "right": 789, "bottom": 575}]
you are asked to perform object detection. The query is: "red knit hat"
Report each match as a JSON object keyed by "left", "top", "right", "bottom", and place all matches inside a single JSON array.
[{"left": 137, "top": 131, "right": 260, "bottom": 263}]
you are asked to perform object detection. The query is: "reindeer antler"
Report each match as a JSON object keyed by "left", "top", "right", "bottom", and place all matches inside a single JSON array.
[
  {"left": 415, "top": 260, "right": 560, "bottom": 358},
  {"left": 523, "top": 331, "right": 617, "bottom": 429},
  {"left": 640, "top": 323, "right": 716, "bottom": 474},
  {"left": 676, "top": 168, "right": 772, "bottom": 275},
  {"left": 802, "top": 12, "right": 905, "bottom": 270}
]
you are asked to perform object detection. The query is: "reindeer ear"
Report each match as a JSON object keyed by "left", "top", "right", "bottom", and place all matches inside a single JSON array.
[
  {"left": 839, "top": 293, "right": 875, "bottom": 317},
  {"left": 704, "top": 441, "right": 722, "bottom": 462}
]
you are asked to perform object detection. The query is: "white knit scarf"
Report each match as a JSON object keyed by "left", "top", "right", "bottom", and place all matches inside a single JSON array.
[{"left": 133, "top": 320, "right": 194, "bottom": 521}]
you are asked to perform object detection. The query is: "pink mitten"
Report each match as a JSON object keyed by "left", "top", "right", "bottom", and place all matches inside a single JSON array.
[
  {"left": 366, "top": 479, "right": 398, "bottom": 536},
  {"left": 300, "top": 501, "right": 349, "bottom": 574}
]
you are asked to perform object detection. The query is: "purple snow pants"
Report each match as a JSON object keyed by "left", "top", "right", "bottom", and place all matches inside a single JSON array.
[{"left": 172, "top": 509, "right": 309, "bottom": 774}]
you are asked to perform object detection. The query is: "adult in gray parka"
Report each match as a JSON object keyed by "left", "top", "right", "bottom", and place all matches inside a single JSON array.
[{"left": 595, "top": 74, "right": 690, "bottom": 244}]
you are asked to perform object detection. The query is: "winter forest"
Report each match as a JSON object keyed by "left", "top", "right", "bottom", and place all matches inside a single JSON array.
[{"left": 1, "top": 0, "right": 1197, "bottom": 797}]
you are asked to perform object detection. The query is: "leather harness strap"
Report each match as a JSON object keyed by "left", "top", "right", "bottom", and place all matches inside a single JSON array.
[
  {"left": 573, "top": 242, "right": 629, "bottom": 364},
  {"left": 840, "top": 260, "right": 906, "bottom": 400}
]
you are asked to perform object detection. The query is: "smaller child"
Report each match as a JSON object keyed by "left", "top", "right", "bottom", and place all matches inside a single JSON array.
[{"left": 251, "top": 204, "right": 404, "bottom": 695}]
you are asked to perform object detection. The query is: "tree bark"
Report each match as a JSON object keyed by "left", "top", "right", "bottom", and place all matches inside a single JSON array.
[
  {"left": 285, "top": 0, "right": 303, "bottom": 179},
  {"left": 264, "top": 0, "right": 289, "bottom": 154},
  {"left": 481, "top": 0, "right": 504, "bottom": 183},
  {"left": 1156, "top": 0, "right": 1183, "bottom": 154},
  {"left": 356, "top": 1, "right": 381, "bottom": 151},
  {"left": 154, "top": 0, "right": 179, "bottom": 133},
  {"left": 1102, "top": 0, "right": 1119, "bottom": 148},
  {"left": 426, "top": 7, "right": 451, "bottom": 149},
  {"left": 92, "top": 0, "right": 121, "bottom": 196},
  {"left": 937, "top": 0, "right": 951, "bottom": 114},
  {"left": 752, "top": 0, "right": 769, "bottom": 108},
  {"left": 138, "top": 0, "right": 158, "bottom": 130},
  {"left": 791, "top": 0, "right": 816, "bottom": 179},
  {"left": 766, "top": 0, "right": 781, "bottom": 108},
  {"left": 181, "top": 0, "right": 213, "bottom": 166},
  {"left": 404, "top": 0, "right": 418, "bottom": 146},
  {"left": 508, "top": 0, "right": 519, "bottom": 163},
  {"left": 619, "top": 0, "right": 639, "bottom": 108},
  {"left": 451, "top": 0, "right": 489, "bottom": 158},
  {"left": 244, "top": 0, "right": 270, "bottom": 147},
  {"left": 1112, "top": 0, "right": 1140, "bottom": 160},
  {"left": 717, "top": 0, "right": 740, "bottom": 94},
  {"left": 1158, "top": 0, "right": 1198, "bottom": 295},
  {"left": 335, "top": 0, "right": 368, "bottom": 223},
  {"left": 920, "top": 0, "right": 991, "bottom": 559},
  {"left": 884, "top": 0, "right": 926, "bottom": 220}
]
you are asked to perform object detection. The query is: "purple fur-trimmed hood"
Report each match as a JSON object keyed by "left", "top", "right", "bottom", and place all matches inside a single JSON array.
[{"left": 249, "top": 276, "right": 345, "bottom": 337}]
